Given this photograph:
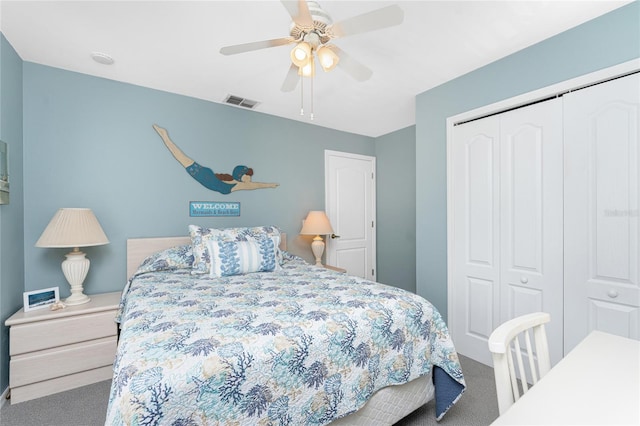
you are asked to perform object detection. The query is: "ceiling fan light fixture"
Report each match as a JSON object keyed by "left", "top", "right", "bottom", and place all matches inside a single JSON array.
[
  {"left": 298, "top": 58, "right": 315, "bottom": 78},
  {"left": 316, "top": 45, "right": 339, "bottom": 72},
  {"left": 291, "top": 42, "right": 312, "bottom": 67}
]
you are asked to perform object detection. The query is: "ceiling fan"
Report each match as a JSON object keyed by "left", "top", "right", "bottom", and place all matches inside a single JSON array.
[{"left": 219, "top": 0, "right": 404, "bottom": 92}]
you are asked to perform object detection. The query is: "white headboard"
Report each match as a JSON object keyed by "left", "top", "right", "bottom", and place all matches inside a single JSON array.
[{"left": 126, "top": 233, "right": 287, "bottom": 279}]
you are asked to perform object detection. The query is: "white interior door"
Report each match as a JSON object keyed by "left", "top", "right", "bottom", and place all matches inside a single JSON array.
[
  {"left": 325, "top": 150, "right": 376, "bottom": 280},
  {"left": 450, "top": 99, "right": 564, "bottom": 366},
  {"left": 564, "top": 72, "right": 640, "bottom": 352}
]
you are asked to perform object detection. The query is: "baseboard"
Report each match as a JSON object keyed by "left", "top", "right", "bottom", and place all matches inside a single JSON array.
[{"left": 0, "top": 386, "right": 9, "bottom": 410}]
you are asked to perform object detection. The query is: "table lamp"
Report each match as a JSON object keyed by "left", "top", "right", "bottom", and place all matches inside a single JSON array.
[
  {"left": 35, "top": 208, "right": 109, "bottom": 305},
  {"left": 300, "top": 210, "right": 334, "bottom": 266}
]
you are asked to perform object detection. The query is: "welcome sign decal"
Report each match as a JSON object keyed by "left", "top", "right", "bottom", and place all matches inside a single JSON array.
[{"left": 190, "top": 202, "right": 241, "bottom": 217}]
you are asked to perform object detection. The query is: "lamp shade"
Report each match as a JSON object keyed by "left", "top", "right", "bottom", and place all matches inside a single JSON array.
[
  {"left": 300, "top": 211, "right": 334, "bottom": 235},
  {"left": 36, "top": 208, "right": 109, "bottom": 248}
]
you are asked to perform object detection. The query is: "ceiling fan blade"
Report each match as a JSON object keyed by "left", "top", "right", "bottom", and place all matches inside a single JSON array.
[
  {"left": 281, "top": 64, "right": 300, "bottom": 92},
  {"left": 281, "top": 0, "right": 314, "bottom": 28},
  {"left": 333, "top": 46, "right": 373, "bottom": 82},
  {"left": 329, "top": 5, "right": 404, "bottom": 38},
  {"left": 220, "top": 37, "right": 294, "bottom": 55}
]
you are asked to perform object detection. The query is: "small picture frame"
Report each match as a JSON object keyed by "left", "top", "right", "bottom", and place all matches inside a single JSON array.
[
  {"left": 23, "top": 287, "right": 60, "bottom": 312},
  {"left": 0, "top": 140, "right": 9, "bottom": 205}
]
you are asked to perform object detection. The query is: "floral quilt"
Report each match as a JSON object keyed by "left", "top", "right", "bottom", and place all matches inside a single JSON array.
[{"left": 106, "top": 254, "right": 465, "bottom": 425}]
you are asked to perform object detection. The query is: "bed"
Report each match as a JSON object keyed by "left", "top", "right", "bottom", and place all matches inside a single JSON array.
[{"left": 106, "top": 225, "right": 465, "bottom": 425}]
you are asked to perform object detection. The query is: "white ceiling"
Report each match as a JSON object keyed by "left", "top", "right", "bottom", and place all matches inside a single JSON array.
[{"left": 0, "top": 0, "right": 631, "bottom": 137}]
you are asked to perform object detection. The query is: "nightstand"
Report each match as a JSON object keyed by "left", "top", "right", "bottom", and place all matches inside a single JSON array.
[
  {"left": 324, "top": 264, "right": 347, "bottom": 273},
  {"left": 5, "top": 291, "right": 121, "bottom": 404}
]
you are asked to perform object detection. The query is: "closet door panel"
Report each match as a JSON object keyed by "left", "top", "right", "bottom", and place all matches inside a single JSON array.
[
  {"left": 588, "top": 300, "right": 639, "bottom": 337},
  {"left": 595, "top": 106, "right": 635, "bottom": 279},
  {"left": 508, "top": 285, "right": 543, "bottom": 315},
  {"left": 500, "top": 99, "right": 564, "bottom": 365},
  {"left": 505, "top": 121, "right": 543, "bottom": 272},
  {"left": 466, "top": 277, "right": 495, "bottom": 339},
  {"left": 450, "top": 116, "right": 501, "bottom": 366},
  {"left": 564, "top": 72, "right": 640, "bottom": 353},
  {"left": 467, "top": 138, "right": 495, "bottom": 265}
]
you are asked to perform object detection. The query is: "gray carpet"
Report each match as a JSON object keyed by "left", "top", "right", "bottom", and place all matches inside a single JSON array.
[
  {"left": 395, "top": 355, "right": 499, "bottom": 425},
  {"left": 0, "top": 355, "right": 498, "bottom": 426}
]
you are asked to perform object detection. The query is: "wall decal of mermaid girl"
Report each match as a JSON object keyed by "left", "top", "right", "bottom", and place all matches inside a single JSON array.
[{"left": 153, "top": 125, "right": 279, "bottom": 194}]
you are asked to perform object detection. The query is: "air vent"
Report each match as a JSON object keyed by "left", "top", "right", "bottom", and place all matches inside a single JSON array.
[{"left": 223, "top": 95, "right": 260, "bottom": 110}]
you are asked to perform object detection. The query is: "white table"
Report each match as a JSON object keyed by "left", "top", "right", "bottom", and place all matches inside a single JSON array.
[{"left": 491, "top": 331, "right": 640, "bottom": 425}]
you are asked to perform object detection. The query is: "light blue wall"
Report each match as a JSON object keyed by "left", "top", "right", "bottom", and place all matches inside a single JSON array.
[
  {"left": 375, "top": 125, "right": 415, "bottom": 292},
  {"left": 2, "top": 50, "right": 414, "bottom": 396},
  {"left": 3, "top": 0, "right": 637, "bottom": 396},
  {"left": 23, "top": 63, "right": 377, "bottom": 296},
  {"left": 415, "top": 1, "right": 640, "bottom": 320},
  {"left": 0, "top": 34, "right": 24, "bottom": 392}
]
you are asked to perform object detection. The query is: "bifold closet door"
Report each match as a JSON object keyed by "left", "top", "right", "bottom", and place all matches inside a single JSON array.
[
  {"left": 450, "top": 115, "right": 501, "bottom": 366},
  {"left": 450, "top": 99, "right": 563, "bottom": 366},
  {"left": 564, "top": 72, "right": 640, "bottom": 353},
  {"left": 499, "top": 99, "right": 564, "bottom": 365}
]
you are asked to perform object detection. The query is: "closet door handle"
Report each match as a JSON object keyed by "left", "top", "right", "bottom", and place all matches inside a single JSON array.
[
  {"left": 331, "top": 234, "right": 340, "bottom": 239},
  {"left": 607, "top": 290, "right": 619, "bottom": 299},
  {"left": 520, "top": 277, "right": 529, "bottom": 284}
]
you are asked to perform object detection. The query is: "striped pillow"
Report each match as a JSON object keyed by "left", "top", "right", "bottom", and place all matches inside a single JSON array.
[
  {"left": 189, "top": 224, "right": 282, "bottom": 274},
  {"left": 207, "top": 236, "right": 277, "bottom": 278}
]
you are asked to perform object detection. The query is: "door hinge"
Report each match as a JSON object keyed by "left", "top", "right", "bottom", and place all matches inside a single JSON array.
[{"left": 372, "top": 269, "right": 375, "bottom": 276}]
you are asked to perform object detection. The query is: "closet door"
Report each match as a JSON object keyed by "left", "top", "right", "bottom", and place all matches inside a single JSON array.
[
  {"left": 450, "top": 116, "right": 501, "bottom": 366},
  {"left": 499, "top": 99, "right": 564, "bottom": 365},
  {"left": 564, "top": 73, "right": 640, "bottom": 352},
  {"left": 450, "top": 99, "right": 564, "bottom": 366}
]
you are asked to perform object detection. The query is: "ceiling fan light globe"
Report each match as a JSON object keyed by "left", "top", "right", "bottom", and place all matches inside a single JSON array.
[
  {"left": 294, "top": 51, "right": 305, "bottom": 61},
  {"left": 290, "top": 42, "right": 311, "bottom": 67},
  {"left": 317, "top": 45, "right": 339, "bottom": 72},
  {"left": 298, "top": 58, "right": 315, "bottom": 77}
]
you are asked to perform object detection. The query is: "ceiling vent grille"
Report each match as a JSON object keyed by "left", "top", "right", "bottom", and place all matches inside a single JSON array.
[{"left": 224, "top": 95, "right": 259, "bottom": 109}]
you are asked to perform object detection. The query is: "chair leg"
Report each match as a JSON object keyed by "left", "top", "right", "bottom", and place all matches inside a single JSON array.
[{"left": 492, "top": 352, "right": 515, "bottom": 414}]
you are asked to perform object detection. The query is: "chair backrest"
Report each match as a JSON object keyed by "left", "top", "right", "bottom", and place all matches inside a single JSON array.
[{"left": 488, "top": 312, "right": 551, "bottom": 414}]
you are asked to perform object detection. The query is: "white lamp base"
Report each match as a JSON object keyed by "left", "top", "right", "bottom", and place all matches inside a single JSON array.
[
  {"left": 311, "top": 235, "right": 325, "bottom": 266},
  {"left": 61, "top": 249, "right": 91, "bottom": 305}
]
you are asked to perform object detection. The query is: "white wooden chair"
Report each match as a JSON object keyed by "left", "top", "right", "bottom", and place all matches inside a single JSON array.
[{"left": 488, "top": 312, "right": 551, "bottom": 415}]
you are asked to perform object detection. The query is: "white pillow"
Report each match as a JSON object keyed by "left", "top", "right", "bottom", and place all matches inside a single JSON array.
[{"left": 207, "top": 237, "right": 278, "bottom": 278}]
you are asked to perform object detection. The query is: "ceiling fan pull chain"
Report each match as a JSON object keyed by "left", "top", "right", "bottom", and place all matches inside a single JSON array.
[{"left": 310, "top": 73, "right": 314, "bottom": 121}]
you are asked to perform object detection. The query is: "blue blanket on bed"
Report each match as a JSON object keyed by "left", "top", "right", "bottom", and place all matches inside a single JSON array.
[{"left": 106, "top": 254, "right": 465, "bottom": 425}]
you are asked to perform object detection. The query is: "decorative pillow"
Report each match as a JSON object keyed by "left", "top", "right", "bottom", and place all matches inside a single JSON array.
[
  {"left": 189, "top": 224, "right": 282, "bottom": 274},
  {"left": 137, "top": 244, "right": 194, "bottom": 275},
  {"left": 207, "top": 236, "right": 277, "bottom": 277}
]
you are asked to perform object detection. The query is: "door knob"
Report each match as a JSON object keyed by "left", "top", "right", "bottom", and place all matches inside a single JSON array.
[
  {"left": 520, "top": 277, "right": 529, "bottom": 284},
  {"left": 607, "top": 290, "right": 619, "bottom": 298},
  {"left": 331, "top": 234, "right": 340, "bottom": 239}
]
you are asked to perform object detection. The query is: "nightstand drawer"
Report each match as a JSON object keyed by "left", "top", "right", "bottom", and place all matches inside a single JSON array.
[
  {"left": 10, "top": 336, "right": 117, "bottom": 387},
  {"left": 5, "top": 291, "right": 121, "bottom": 404},
  {"left": 9, "top": 310, "right": 117, "bottom": 355}
]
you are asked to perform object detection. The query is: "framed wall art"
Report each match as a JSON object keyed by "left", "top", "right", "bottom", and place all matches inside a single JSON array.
[
  {"left": 0, "top": 140, "right": 9, "bottom": 205},
  {"left": 23, "top": 287, "right": 60, "bottom": 312}
]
